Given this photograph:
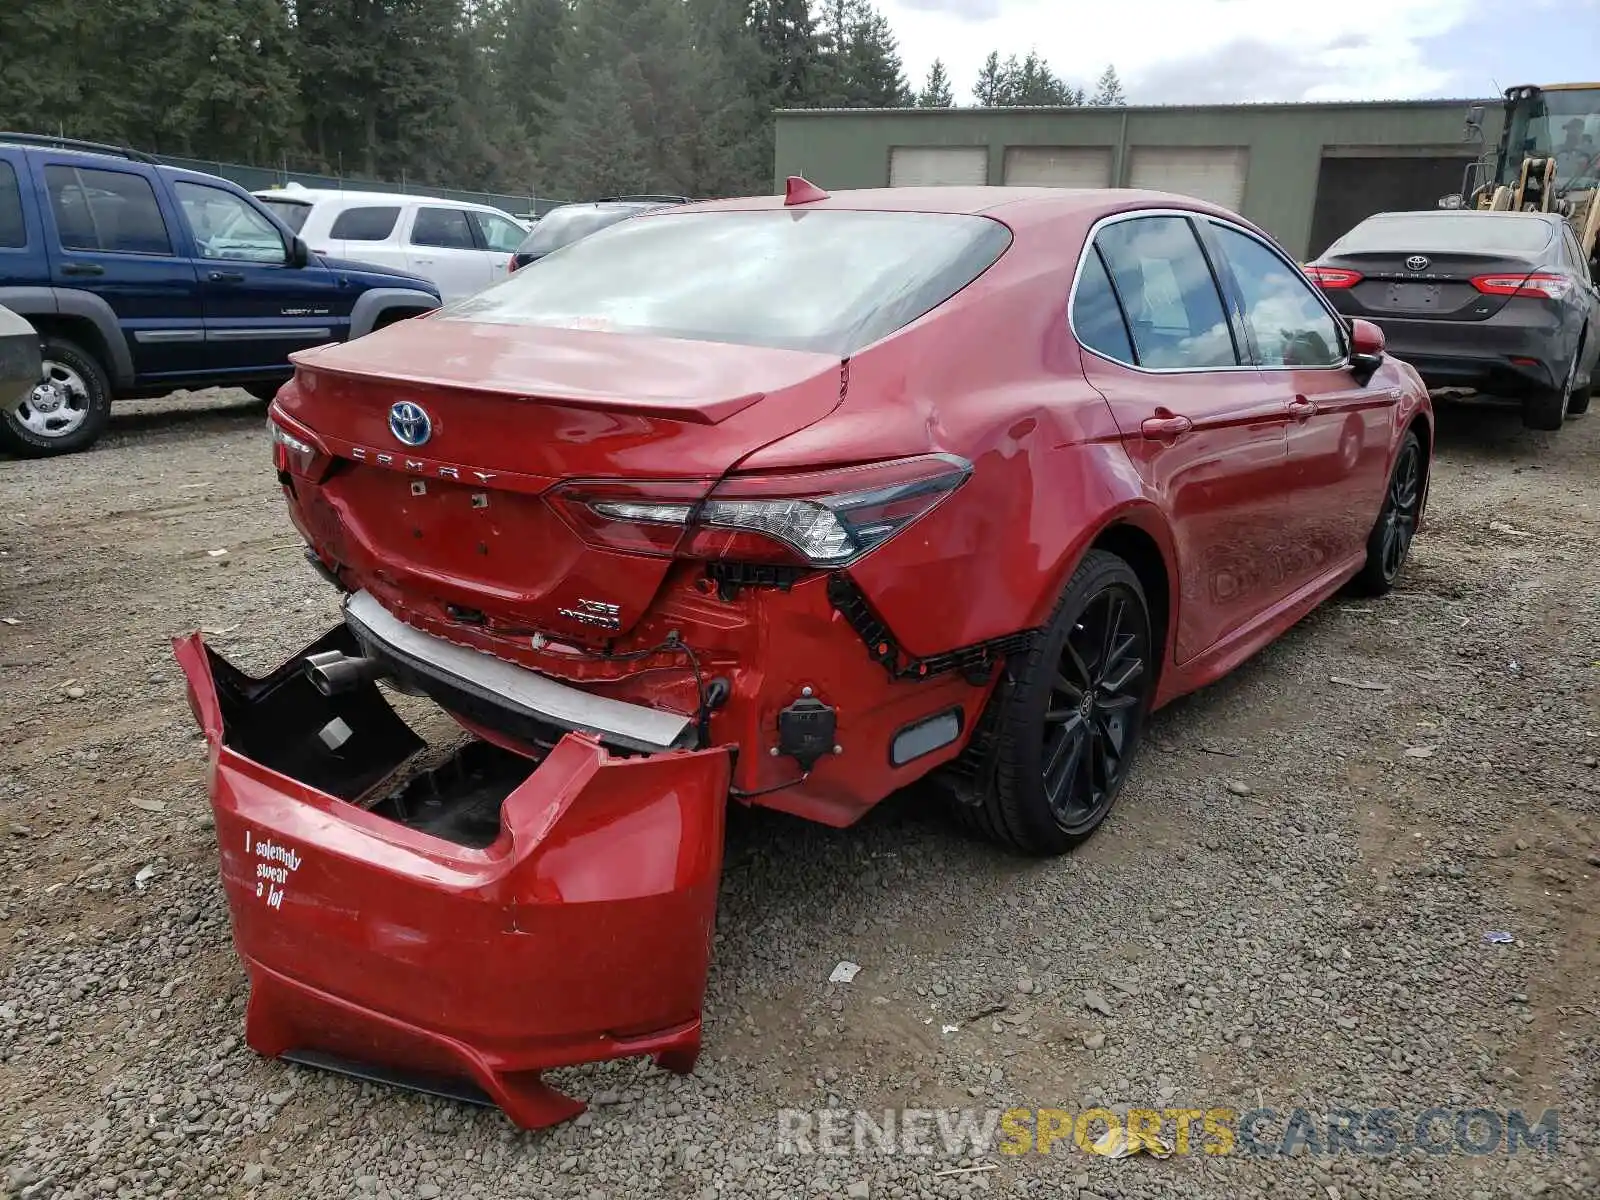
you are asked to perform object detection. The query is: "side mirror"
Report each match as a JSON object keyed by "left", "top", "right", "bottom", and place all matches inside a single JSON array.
[
  {"left": 289, "top": 235, "right": 310, "bottom": 268},
  {"left": 1349, "top": 318, "right": 1385, "bottom": 385},
  {"left": 1465, "top": 105, "right": 1485, "bottom": 133}
]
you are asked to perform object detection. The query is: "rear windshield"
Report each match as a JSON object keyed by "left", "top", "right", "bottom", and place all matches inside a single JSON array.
[
  {"left": 514, "top": 206, "right": 642, "bottom": 259},
  {"left": 258, "top": 198, "right": 311, "bottom": 233},
  {"left": 1330, "top": 213, "right": 1554, "bottom": 255},
  {"left": 455, "top": 209, "right": 1013, "bottom": 355}
]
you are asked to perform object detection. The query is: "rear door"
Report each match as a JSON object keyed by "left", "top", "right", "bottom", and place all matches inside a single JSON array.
[
  {"left": 170, "top": 179, "right": 350, "bottom": 375},
  {"left": 405, "top": 205, "right": 490, "bottom": 301},
  {"left": 0, "top": 148, "right": 42, "bottom": 285},
  {"left": 1073, "top": 211, "right": 1295, "bottom": 663},
  {"left": 1204, "top": 219, "right": 1396, "bottom": 580},
  {"left": 37, "top": 158, "right": 203, "bottom": 381}
]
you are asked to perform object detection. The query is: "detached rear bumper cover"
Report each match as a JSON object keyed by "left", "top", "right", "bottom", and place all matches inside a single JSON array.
[{"left": 172, "top": 626, "right": 730, "bottom": 1130}]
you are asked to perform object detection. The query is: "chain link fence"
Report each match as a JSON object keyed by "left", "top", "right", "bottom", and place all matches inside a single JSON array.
[{"left": 156, "top": 154, "right": 570, "bottom": 219}]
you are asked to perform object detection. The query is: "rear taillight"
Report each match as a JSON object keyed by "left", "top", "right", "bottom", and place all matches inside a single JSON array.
[
  {"left": 268, "top": 406, "right": 331, "bottom": 480},
  {"left": 1470, "top": 272, "right": 1572, "bottom": 300},
  {"left": 549, "top": 454, "right": 973, "bottom": 568},
  {"left": 1303, "top": 266, "right": 1362, "bottom": 289}
]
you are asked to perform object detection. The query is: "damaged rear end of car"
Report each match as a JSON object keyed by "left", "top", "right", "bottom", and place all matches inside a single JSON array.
[{"left": 174, "top": 201, "right": 1018, "bottom": 1127}]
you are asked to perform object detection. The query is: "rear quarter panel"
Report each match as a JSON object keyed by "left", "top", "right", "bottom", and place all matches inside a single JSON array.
[{"left": 739, "top": 210, "right": 1173, "bottom": 658}]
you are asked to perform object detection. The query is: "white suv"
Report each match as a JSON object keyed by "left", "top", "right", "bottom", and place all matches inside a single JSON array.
[{"left": 254, "top": 184, "right": 529, "bottom": 302}]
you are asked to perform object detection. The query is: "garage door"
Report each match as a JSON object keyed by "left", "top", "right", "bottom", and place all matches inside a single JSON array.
[
  {"left": 1308, "top": 155, "right": 1478, "bottom": 258},
  {"left": 888, "top": 146, "right": 988, "bottom": 187},
  {"left": 1128, "top": 147, "right": 1248, "bottom": 210},
  {"left": 1002, "top": 146, "right": 1112, "bottom": 188}
]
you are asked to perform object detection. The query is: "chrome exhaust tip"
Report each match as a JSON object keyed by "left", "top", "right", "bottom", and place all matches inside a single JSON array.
[{"left": 303, "top": 649, "right": 380, "bottom": 697}]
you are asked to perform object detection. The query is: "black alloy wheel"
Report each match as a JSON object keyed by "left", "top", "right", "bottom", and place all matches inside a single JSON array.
[
  {"left": 1351, "top": 429, "right": 1424, "bottom": 596},
  {"left": 1041, "top": 585, "right": 1149, "bottom": 837},
  {"left": 957, "top": 549, "right": 1157, "bottom": 856}
]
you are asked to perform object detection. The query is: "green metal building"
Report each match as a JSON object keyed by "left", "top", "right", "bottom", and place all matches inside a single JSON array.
[{"left": 773, "top": 98, "right": 1502, "bottom": 260}]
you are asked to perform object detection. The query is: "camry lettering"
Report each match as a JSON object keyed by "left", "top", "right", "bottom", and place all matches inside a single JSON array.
[{"left": 347, "top": 447, "right": 489, "bottom": 483}]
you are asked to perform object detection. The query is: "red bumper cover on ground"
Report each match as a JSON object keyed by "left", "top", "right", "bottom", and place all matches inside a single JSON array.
[{"left": 173, "top": 630, "right": 731, "bottom": 1129}]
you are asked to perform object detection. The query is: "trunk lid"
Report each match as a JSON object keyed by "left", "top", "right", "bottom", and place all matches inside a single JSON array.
[
  {"left": 1317, "top": 251, "right": 1541, "bottom": 322},
  {"left": 278, "top": 317, "right": 844, "bottom": 641}
]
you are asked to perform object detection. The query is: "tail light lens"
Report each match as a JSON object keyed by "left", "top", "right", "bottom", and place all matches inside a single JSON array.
[
  {"left": 1303, "top": 266, "right": 1362, "bottom": 288},
  {"left": 549, "top": 454, "right": 973, "bottom": 567},
  {"left": 1471, "top": 272, "right": 1572, "bottom": 300},
  {"left": 268, "top": 406, "right": 332, "bottom": 481}
]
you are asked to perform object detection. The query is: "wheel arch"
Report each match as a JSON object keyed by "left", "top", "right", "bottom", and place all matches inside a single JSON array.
[
  {"left": 0, "top": 287, "right": 133, "bottom": 390},
  {"left": 348, "top": 288, "right": 441, "bottom": 340},
  {"left": 1032, "top": 500, "right": 1179, "bottom": 694}
]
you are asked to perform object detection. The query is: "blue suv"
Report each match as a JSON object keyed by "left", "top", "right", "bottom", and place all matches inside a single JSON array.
[{"left": 0, "top": 134, "right": 442, "bottom": 456}]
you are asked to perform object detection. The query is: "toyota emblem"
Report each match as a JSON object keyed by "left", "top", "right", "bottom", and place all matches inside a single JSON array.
[
  {"left": 1405, "top": 255, "right": 1430, "bottom": 272},
  {"left": 388, "top": 401, "right": 432, "bottom": 447}
]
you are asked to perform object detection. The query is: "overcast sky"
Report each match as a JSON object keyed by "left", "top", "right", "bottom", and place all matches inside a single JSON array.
[{"left": 882, "top": 0, "right": 1600, "bottom": 106}]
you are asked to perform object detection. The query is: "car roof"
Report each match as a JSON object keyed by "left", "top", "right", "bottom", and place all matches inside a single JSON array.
[
  {"left": 253, "top": 186, "right": 515, "bottom": 216},
  {"left": 679, "top": 186, "right": 1238, "bottom": 229},
  {"left": 1361, "top": 209, "right": 1564, "bottom": 223}
]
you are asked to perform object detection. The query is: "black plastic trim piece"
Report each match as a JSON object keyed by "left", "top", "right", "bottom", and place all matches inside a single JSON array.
[{"left": 826, "top": 573, "right": 1037, "bottom": 683}]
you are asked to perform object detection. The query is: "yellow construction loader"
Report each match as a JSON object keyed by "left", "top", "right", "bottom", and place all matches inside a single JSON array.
[{"left": 1463, "top": 83, "right": 1600, "bottom": 269}]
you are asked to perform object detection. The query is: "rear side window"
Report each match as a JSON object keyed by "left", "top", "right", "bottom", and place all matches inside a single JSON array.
[
  {"left": 45, "top": 165, "right": 172, "bottom": 256},
  {"left": 1093, "top": 216, "right": 1237, "bottom": 369},
  {"left": 1072, "top": 248, "right": 1135, "bottom": 364},
  {"left": 330, "top": 205, "right": 400, "bottom": 241},
  {"left": 0, "top": 161, "right": 24, "bottom": 248},
  {"left": 410, "top": 207, "right": 475, "bottom": 249},
  {"left": 449, "top": 209, "right": 1013, "bottom": 356}
]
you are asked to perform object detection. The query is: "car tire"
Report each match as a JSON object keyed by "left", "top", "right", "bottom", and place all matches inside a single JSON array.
[
  {"left": 0, "top": 335, "right": 112, "bottom": 458},
  {"left": 1522, "top": 350, "right": 1577, "bottom": 430},
  {"left": 958, "top": 549, "right": 1156, "bottom": 856},
  {"left": 1349, "top": 429, "right": 1424, "bottom": 597},
  {"left": 1567, "top": 341, "right": 1592, "bottom": 416}
]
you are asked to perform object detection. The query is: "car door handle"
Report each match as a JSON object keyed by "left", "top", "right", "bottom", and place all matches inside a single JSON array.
[
  {"left": 61, "top": 262, "right": 104, "bottom": 277},
  {"left": 1140, "top": 413, "right": 1193, "bottom": 439},
  {"left": 207, "top": 270, "right": 245, "bottom": 283},
  {"left": 413, "top": 258, "right": 435, "bottom": 266},
  {"left": 1288, "top": 396, "right": 1319, "bottom": 419}
]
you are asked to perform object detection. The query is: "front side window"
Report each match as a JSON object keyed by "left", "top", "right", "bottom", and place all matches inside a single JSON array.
[
  {"left": 1212, "top": 225, "right": 1343, "bottom": 367},
  {"left": 329, "top": 205, "right": 401, "bottom": 241},
  {"left": 1071, "top": 246, "right": 1135, "bottom": 364},
  {"left": 1092, "top": 215, "right": 1237, "bottom": 369},
  {"left": 472, "top": 212, "right": 524, "bottom": 252},
  {"left": 45, "top": 165, "right": 172, "bottom": 256},
  {"left": 410, "top": 206, "right": 475, "bottom": 249},
  {"left": 448, "top": 209, "right": 1012, "bottom": 356},
  {"left": 0, "top": 161, "right": 24, "bottom": 248},
  {"left": 174, "top": 182, "right": 286, "bottom": 263}
]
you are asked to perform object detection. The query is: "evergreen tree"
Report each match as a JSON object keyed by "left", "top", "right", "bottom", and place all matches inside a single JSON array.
[
  {"left": 973, "top": 50, "right": 1007, "bottom": 106},
  {"left": 1091, "top": 64, "right": 1125, "bottom": 106},
  {"left": 916, "top": 59, "right": 954, "bottom": 108}
]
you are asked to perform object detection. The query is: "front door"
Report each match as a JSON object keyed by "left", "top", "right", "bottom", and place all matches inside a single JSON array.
[
  {"left": 171, "top": 180, "right": 351, "bottom": 377},
  {"left": 1202, "top": 220, "right": 1397, "bottom": 581},
  {"left": 1074, "top": 212, "right": 1295, "bottom": 663},
  {"left": 404, "top": 206, "right": 491, "bottom": 302},
  {"left": 37, "top": 159, "right": 204, "bottom": 381}
]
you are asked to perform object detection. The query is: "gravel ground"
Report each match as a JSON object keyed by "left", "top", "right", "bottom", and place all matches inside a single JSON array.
[{"left": 0, "top": 389, "right": 1596, "bottom": 1200}]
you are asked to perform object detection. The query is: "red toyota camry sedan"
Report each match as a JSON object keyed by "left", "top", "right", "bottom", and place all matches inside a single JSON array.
[{"left": 176, "top": 180, "right": 1431, "bottom": 1128}]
